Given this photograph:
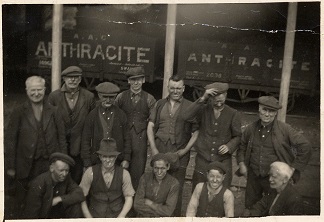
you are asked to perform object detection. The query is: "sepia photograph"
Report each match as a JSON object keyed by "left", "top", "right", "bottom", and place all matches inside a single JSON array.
[{"left": 2, "top": 1, "right": 321, "bottom": 220}]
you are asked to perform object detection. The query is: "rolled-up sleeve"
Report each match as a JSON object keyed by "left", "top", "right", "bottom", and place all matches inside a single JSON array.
[{"left": 122, "top": 169, "right": 135, "bottom": 197}]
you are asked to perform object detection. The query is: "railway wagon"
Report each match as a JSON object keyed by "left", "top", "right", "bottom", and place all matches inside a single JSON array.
[{"left": 24, "top": 4, "right": 319, "bottom": 110}]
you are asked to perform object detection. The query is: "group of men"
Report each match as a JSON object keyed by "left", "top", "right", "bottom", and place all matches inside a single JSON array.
[{"left": 5, "top": 65, "right": 312, "bottom": 218}]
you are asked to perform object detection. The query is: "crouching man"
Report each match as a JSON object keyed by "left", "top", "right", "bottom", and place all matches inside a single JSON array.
[
  {"left": 134, "top": 153, "right": 180, "bottom": 217},
  {"left": 22, "top": 152, "right": 84, "bottom": 219},
  {"left": 186, "top": 161, "right": 234, "bottom": 217},
  {"left": 79, "top": 138, "right": 135, "bottom": 218}
]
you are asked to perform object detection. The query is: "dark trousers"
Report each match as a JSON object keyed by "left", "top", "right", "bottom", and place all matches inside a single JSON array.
[
  {"left": 129, "top": 128, "right": 148, "bottom": 191},
  {"left": 155, "top": 138, "right": 189, "bottom": 217},
  {"left": 15, "top": 157, "right": 49, "bottom": 218},
  {"left": 49, "top": 202, "right": 83, "bottom": 218},
  {"left": 192, "top": 155, "right": 232, "bottom": 192},
  {"left": 70, "top": 155, "right": 83, "bottom": 184},
  {"left": 245, "top": 168, "right": 271, "bottom": 209}
]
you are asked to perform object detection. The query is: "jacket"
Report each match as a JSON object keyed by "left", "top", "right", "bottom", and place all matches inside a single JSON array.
[
  {"left": 81, "top": 105, "right": 131, "bottom": 167},
  {"left": 22, "top": 171, "right": 85, "bottom": 219},
  {"left": 48, "top": 86, "right": 95, "bottom": 156},
  {"left": 250, "top": 183, "right": 303, "bottom": 216},
  {"left": 237, "top": 119, "right": 312, "bottom": 172},
  {"left": 5, "top": 100, "right": 67, "bottom": 179}
]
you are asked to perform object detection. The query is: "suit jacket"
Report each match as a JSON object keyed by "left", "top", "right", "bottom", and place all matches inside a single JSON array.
[
  {"left": 48, "top": 86, "right": 95, "bottom": 156},
  {"left": 22, "top": 171, "right": 85, "bottom": 219},
  {"left": 5, "top": 100, "right": 67, "bottom": 179},
  {"left": 250, "top": 183, "right": 303, "bottom": 216},
  {"left": 81, "top": 105, "right": 131, "bottom": 167}
]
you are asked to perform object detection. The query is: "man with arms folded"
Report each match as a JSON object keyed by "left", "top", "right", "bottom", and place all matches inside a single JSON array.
[{"left": 134, "top": 153, "right": 180, "bottom": 217}]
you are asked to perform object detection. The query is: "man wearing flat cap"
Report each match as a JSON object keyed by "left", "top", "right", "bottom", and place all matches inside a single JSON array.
[
  {"left": 147, "top": 75, "right": 199, "bottom": 216},
  {"left": 81, "top": 82, "right": 131, "bottom": 169},
  {"left": 186, "top": 161, "right": 234, "bottom": 217},
  {"left": 134, "top": 153, "right": 180, "bottom": 217},
  {"left": 80, "top": 138, "right": 135, "bottom": 218},
  {"left": 22, "top": 152, "right": 85, "bottom": 219},
  {"left": 114, "top": 67, "right": 156, "bottom": 190},
  {"left": 48, "top": 66, "right": 95, "bottom": 183},
  {"left": 237, "top": 96, "right": 311, "bottom": 210},
  {"left": 183, "top": 82, "right": 242, "bottom": 190}
]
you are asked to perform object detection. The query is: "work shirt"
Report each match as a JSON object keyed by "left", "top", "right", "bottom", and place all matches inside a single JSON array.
[{"left": 134, "top": 172, "right": 179, "bottom": 217}]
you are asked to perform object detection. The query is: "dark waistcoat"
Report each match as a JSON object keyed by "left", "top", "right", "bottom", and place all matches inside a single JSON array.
[
  {"left": 89, "top": 164, "right": 124, "bottom": 218},
  {"left": 197, "top": 183, "right": 226, "bottom": 217},
  {"left": 117, "top": 90, "right": 149, "bottom": 133}
]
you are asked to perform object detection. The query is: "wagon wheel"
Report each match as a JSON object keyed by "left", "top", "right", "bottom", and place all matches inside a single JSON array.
[
  {"left": 83, "top": 77, "right": 97, "bottom": 91},
  {"left": 192, "top": 86, "right": 205, "bottom": 100},
  {"left": 238, "top": 89, "right": 250, "bottom": 101}
]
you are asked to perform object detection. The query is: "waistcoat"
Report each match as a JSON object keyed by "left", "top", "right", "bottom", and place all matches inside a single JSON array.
[
  {"left": 197, "top": 183, "right": 226, "bottom": 217},
  {"left": 89, "top": 164, "right": 124, "bottom": 218},
  {"left": 118, "top": 90, "right": 149, "bottom": 133}
]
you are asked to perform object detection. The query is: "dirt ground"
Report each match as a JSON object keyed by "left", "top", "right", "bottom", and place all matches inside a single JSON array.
[{"left": 3, "top": 92, "right": 321, "bottom": 218}]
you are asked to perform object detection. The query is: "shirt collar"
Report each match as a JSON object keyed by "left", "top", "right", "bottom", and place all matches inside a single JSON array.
[
  {"left": 101, "top": 165, "right": 115, "bottom": 174},
  {"left": 61, "top": 84, "right": 80, "bottom": 94},
  {"left": 258, "top": 119, "right": 274, "bottom": 130},
  {"left": 130, "top": 89, "right": 142, "bottom": 97}
]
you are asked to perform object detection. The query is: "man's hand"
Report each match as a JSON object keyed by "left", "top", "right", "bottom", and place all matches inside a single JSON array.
[
  {"left": 121, "top": 160, "right": 129, "bottom": 169},
  {"left": 145, "top": 198, "right": 154, "bottom": 206},
  {"left": 151, "top": 149, "right": 159, "bottom": 156},
  {"left": 201, "top": 88, "right": 220, "bottom": 101},
  {"left": 52, "top": 196, "right": 62, "bottom": 206},
  {"left": 218, "top": 145, "right": 229, "bottom": 155},
  {"left": 239, "top": 162, "right": 248, "bottom": 178},
  {"left": 176, "top": 149, "right": 187, "bottom": 158},
  {"left": 7, "top": 169, "right": 16, "bottom": 178}
]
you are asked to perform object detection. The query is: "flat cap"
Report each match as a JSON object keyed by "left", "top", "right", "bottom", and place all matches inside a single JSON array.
[
  {"left": 61, "top": 66, "right": 82, "bottom": 77},
  {"left": 95, "top": 82, "right": 120, "bottom": 95},
  {"left": 50, "top": 152, "right": 75, "bottom": 167},
  {"left": 204, "top": 82, "right": 229, "bottom": 94},
  {"left": 207, "top": 161, "right": 227, "bottom": 174},
  {"left": 258, "top": 96, "right": 282, "bottom": 110},
  {"left": 126, "top": 67, "right": 145, "bottom": 79}
]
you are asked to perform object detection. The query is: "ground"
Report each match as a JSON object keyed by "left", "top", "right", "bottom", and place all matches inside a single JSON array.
[{"left": 3, "top": 90, "right": 321, "bottom": 218}]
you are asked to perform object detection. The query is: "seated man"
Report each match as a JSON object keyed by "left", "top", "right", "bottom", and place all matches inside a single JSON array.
[
  {"left": 22, "top": 152, "right": 84, "bottom": 219},
  {"left": 247, "top": 161, "right": 303, "bottom": 216},
  {"left": 80, "top": 138, "right": 135, "bottom": 218},
  {"left": 186, "top": 161, "right": 234, "bottom": 217},
  {"left": 134, "top": 153, "right": 180, "bottom": 217}
]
